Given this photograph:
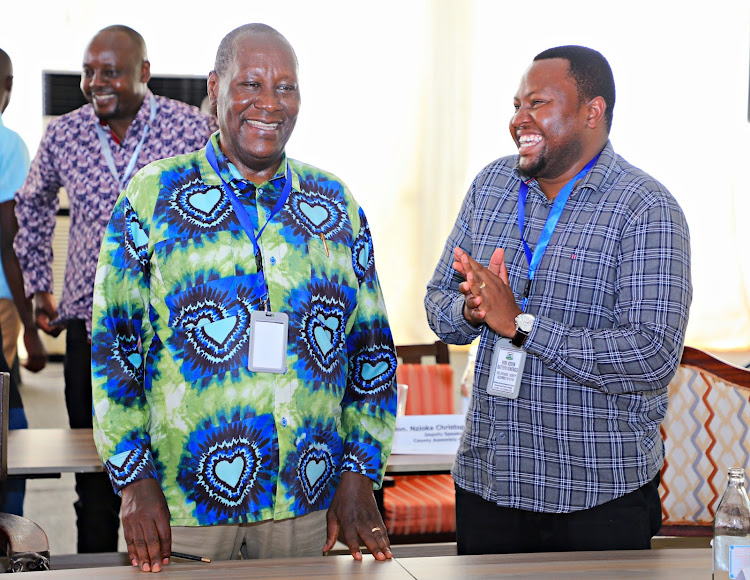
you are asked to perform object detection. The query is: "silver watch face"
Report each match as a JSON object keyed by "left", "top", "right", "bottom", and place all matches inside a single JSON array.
[{"left": 515, "top": 313, "right": 535, "bottom": 332}]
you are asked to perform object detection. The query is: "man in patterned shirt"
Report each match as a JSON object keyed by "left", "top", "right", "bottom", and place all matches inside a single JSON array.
[
  {"left": 14, "top": 25, "right": 218, "bottom": 553},
  {"left": 425, "top": 46, "right": 692, "bottom": 554},
  {"left": 91, "top": 23, "right": 396, "bottom": 572}
]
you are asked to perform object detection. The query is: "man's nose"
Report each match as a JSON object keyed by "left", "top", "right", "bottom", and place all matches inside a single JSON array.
[
  {"left": 253, "top": 86, "right": 281, "bottom": 111},
  {"left": 511, "top": 105, "right": 531, "bottom": 128},
  {"left": 89, "top": 70, "right": 106, "bottom": 87}
]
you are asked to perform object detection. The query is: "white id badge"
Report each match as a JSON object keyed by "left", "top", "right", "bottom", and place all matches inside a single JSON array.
[
  {"left": 487, "top": 338, "right": 526, "bottom": 399},
  {"left": 248, "top": 310, "right": 289, "bottom": 373}
]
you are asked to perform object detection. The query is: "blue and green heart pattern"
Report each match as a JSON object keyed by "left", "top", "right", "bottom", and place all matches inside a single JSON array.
[
  {"left": 283, "top": 423, "right": 343, "bottom": 512},
  {"left": 177, "top": 414, "right": 276, "bottom": 524},
  {"left": 159, "top": 168, "right": 232, "bottom": 237},
  {"left": 301, "top": 304, "right": 347, "bottom": 378}
]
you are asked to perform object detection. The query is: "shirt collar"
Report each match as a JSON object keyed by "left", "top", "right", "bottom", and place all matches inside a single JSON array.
[
  {"left": 0, "top": 113, "right": 5, "bottom": 127},
  {"left": 208, "top": 131, "right": 298, "bottom": 193}
]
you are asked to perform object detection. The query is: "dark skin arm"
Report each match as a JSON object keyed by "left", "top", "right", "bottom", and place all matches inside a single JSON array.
[
  {"left": 32, "top": 291, "right": 63, "bottom": 337},
  {"left": 323, "top": 471, "right": 392, "bottom": 560},
  {"left": 0, "top": 200, "right": 48, "bottom": 371},
  {"left": 453, "top": 247, "right": 521, "bottom": 337},
  {"left": 121, "top": 478, "right": 172, "bottom": 573}
]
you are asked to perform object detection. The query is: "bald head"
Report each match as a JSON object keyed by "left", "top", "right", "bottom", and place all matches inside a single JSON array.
[
  {"left": 91, "top": 25, "right": 148, "bottom": 62},
  {"left": 213, "top": 23, "right": 297, "bottom": 77},
  {"left": 1, "top": 48, "right": 13, "bottom": 113}
]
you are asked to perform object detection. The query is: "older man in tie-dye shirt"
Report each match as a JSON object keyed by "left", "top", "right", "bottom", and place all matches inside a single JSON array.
[{"left": 91, "top": 23, "right": 396, "bottom": 572}]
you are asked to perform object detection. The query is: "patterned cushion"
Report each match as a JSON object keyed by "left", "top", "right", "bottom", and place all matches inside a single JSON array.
[
  {"left": 660, "top": 361, "right": 750, "bottom": 534},
  {"left": 384, "top": 363, "right": 456, "bottom": 539},
  {"left": 397, "top": 363, "right": 455, "bottom": 415},
  {"left": 383, "top": 474, "right": 456, "bottom": 536}
]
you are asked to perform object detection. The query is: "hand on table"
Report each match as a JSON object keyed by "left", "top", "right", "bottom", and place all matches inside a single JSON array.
[
  {"left": 453, "top": 247, "right": 521, "bottom": 337},
  {"left": 121, "top": 478, "right": 172, "bottom": 573},
  {"left": 323, "top": 471, "right": 392, "bottom": 561}
]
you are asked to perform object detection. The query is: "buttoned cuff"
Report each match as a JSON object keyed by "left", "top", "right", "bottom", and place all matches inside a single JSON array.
[{"left": 104, "top": 445, "right": 158, "bottom": 495}]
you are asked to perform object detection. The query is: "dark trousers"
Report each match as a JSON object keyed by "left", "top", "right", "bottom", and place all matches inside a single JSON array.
[
  {"left": 0, "top": 324, "right": 26, "bottom": 516},
  {"left": 64, "top": 320, "right": 121, "bottom": 553},
  {"left": 455, "top": 474, "right": 662, "bottom": 555}
]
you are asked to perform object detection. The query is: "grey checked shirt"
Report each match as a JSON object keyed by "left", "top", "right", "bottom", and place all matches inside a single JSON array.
[{"left": 425, "top": 141, "right": 692, "bottom": 513}]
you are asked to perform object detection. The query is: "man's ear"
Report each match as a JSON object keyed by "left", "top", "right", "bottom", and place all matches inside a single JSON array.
[
  {"left": 140, "top": 60, "right": 151, "bottom": 84},
  {"left": 586, "top": 96, "right": 606, "bottom": 129},
  {"left": 207, "top": 71, "right": 218, "bottom": 105}
]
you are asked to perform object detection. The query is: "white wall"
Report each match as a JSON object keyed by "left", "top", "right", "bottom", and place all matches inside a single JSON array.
[{"left": 2, "top": 0, "right": 749, "bottom": 349}]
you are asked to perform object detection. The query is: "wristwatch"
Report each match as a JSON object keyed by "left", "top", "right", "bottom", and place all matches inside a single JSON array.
[{"left": 511, "top": 313, "right": 535, "bottom": 348}]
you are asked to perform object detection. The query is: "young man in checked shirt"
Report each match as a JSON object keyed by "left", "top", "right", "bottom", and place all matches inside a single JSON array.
[{"left": 425, "top": 45, "right": 691, "bottom": 554}]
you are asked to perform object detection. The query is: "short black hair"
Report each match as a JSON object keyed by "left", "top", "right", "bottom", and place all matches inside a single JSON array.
[
  {"left": 213, "top": 23, "right": 296, "bottom": 77},
  {"left": 534, "top": 45, "right": 615, "bottom": 132}
]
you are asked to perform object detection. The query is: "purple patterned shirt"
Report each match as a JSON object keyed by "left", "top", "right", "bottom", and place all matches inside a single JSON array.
[{"left": 14, "top": 91, "right": 218, "bottom": 332}]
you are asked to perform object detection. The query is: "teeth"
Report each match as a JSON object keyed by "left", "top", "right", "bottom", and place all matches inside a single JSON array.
[
  {"left": 248, "top": 120, "right": 279, "bottom": 130},
  {"left": 518, "top": 134, "right": 542, "bottom": 149}
]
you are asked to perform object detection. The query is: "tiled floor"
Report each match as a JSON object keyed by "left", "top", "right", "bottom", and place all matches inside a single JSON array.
[{"left": 18, "top": 362, "right": 126, "bottom": 556}]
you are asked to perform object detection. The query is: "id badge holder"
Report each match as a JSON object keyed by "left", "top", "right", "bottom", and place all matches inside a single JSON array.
[
  {"left": 248, "top": 310, "right": 289, "bottom": 373},
  {"left": 486, "top": 338, "right": 526, "bottom": 399}
]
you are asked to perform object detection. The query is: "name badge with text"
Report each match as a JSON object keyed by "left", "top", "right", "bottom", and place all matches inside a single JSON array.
[{"left": 487, "top": 338, "right": 525, "bottom": 399}]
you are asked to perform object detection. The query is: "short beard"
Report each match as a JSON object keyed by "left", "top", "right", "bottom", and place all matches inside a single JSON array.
[
  {"left": 517, "top": 150, "right": 548, "bottom": 180},
  {"left": 518, "top": 140, "right": 585, "bottom": 181},
  {"left": 92, "top": 106, "right": 118, "bottom": 121}
]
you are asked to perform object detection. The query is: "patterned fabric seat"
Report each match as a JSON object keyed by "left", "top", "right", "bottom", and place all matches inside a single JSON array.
[
  {"left": 384, "top": 342, "right": 456, "bottom": 543},
  {"left": 659, "top": 346, "right": 750, "bottom": 536}
]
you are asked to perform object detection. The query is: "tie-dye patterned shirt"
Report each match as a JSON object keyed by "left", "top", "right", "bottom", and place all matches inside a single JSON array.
[{"left": 91, "top": 133, "right": 397, "bottom": 527}]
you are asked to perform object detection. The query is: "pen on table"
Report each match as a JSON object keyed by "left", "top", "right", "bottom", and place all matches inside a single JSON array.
[{"left": 171, "top": 551, "right": 211, "bottom": 563}]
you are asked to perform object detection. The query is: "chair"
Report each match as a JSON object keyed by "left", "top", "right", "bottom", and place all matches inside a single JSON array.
[
  {"left": 397, "top": 341, "right": 450, "bottom": 365},
  {"left": 659, "top": 346, "right": 750, "bottom": 537},
  {"left": 0, "top": 372, "right": 51, "bottom": 572},
  {"left": 383, "top": 341, "right": 457, "bottom": 543}
]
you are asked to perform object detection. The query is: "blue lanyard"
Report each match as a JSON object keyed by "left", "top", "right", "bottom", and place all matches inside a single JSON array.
[
  {"left": 517, "top": 155, "right": 599, "bottom": 310},
  {"left": 204, "top": 139, "right": 292, "bottom": 309},
  {"left": 95, "top": 94, "right": 156, "bottom": 191}
]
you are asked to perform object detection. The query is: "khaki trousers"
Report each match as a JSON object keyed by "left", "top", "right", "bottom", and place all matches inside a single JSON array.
[
  {"left": 0, "top": 298, "right": 21, "bottom": 366},
  {"left": 171, "top": 510, "right": 328, "bottom": 561}
]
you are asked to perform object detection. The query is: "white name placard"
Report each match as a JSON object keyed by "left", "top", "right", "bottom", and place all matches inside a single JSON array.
[{"left": 391, "top": 414, "right": 464, "bottom": 455}]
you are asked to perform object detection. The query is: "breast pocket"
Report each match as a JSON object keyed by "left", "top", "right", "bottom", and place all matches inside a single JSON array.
[{"left": 154, "top": 237, "right": 267, "bottom": 384}]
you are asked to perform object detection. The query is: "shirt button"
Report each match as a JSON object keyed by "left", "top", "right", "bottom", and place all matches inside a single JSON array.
[
  {"left": 270, "top": 256, "right": 277, "bottom": 266},
  {"left": 498, "top": 432, "right": 506, "bottom": 439},
  {"left": 281, "top": 417, "right": 287, "bottom": 427},
  {"left": 257, "top": 188, "right": 264, "bottom": 195}
]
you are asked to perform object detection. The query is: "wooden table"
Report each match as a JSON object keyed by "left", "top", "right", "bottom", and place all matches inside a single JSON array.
[
  {"left": 385, "top": 453, "right": 454, "bottom": 475},
  {"left": 398, "top": 548, "right": 712, "bottom": 579},
  {"left": 30, "top": 548, "right": 713, "bottom": 578},
  {"left": 7, "top": 428, "right": 103, "bottom": 477},
  {"left": 7, "top": 428, "right": 455, "bottom": 477}
]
